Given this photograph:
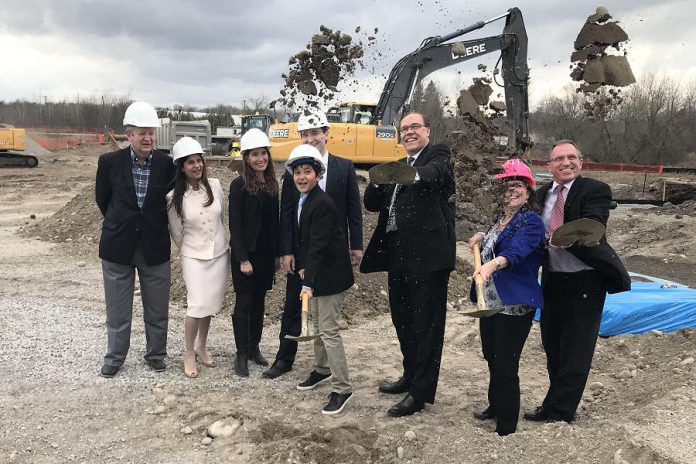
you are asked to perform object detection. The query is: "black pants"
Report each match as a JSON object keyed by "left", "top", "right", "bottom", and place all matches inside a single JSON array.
[
  {"left": 540, "top": 270, "right": 606, "bottom": 421},
  {"left": 388, "top": 269, "right": 449, "bottom": 404},
  {"left": 480, "top": 311, "right": 534, "bottom": 434},
  {"left": 232, "top": 287, "right": 267, "bottom": 354},
  {"left": 273, "top": 271, "right": 303, "bottom": 364}
]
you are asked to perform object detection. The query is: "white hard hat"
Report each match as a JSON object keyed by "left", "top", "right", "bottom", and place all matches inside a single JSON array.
[
  {"left": 285, "top": 144, "right": 325, "bottom": 175},
  {"left": 172, "top": 137, "right": 204, "bottom": 164},
  {"left": 240, "top": 128, "right": 271, "bottom": 152},
  {"left": 297, "top": 110, "right": 329, "bottom": 132},
  {"left": 123, "top": 101, "right": 161, "bottom": 128}
]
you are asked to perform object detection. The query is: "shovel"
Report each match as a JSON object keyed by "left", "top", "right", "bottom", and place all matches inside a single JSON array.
[
  {"left": 462, "top": 243, "right": 504, "bottom": 318},
  {"left": 285, "top": 293, "right": 322, "bottom": 342},
  {"left": 550, "top": 218, "right": 605, "bottom": 248},
  {"left": 368, "top": 161, "right": 417, "bottom": 185}
]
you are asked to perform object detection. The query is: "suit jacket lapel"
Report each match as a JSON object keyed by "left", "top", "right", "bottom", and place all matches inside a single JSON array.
[
  {"left": 325, "top": 154, "right": 336, "bottom": 196},
  {"left": 537, "top": 182, "right": 552, "bottom": 206},
  {"left": 564, "top": 176, "right": 584, "bottom": 212},
  {"left": 298, "top": 186, "right": 319, "bottom": 233},
  {"left": 121, "top": 148, "right": 138, "bottom": 207},
  {"left": 411, "top": 143, "right": 431, "bottom": 167},
  {"left": 142, "top": 151, "right": 159, "bottom": 209}
]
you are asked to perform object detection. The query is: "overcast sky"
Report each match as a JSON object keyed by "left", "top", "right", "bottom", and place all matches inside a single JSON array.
[{"left": 1, "top": 0, "right": 694, "bottom": 111}]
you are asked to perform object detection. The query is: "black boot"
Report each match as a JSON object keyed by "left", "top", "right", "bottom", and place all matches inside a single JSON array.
[
  {"left": 249, "top": 346, "right": 269, "bottom": 366},
  {"left": 234, "top": 353, "right": 249, "bottom": 377}
]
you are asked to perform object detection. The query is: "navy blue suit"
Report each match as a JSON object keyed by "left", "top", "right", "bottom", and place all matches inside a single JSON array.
[{"left": 274, "top": 153, "right": 362, "bottom": 365}]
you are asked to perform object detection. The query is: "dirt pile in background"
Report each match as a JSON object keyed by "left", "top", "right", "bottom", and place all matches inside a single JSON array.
[
  {"left": 571, "top": 7, "right": 635, "bottom": 93},
  {"left": 275, "top": 25, "right": 374, "bottom": 109},
  {"left": 20, "top": 161, "right": 471, "bottom": 325},
  {"left": 449, "top": 119, "right": 511, "bottom": 239}
]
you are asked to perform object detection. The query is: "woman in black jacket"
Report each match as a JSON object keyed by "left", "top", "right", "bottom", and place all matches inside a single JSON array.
[{"left": 228, "top": 129, "right": 280, "bottom": 377}]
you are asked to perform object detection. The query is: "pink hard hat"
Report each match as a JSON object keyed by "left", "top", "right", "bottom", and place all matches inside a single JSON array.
[{"left": 495, "top": 158, "right": 536, "bottom": 187}]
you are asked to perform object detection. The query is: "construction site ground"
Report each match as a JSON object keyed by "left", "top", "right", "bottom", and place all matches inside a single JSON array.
[{"left": 1, "top": 146, "right": 695, "bottom": 464}]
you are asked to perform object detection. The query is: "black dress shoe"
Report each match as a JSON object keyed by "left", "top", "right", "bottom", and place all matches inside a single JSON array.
[
  {"left": 473, "top": 406, "right": 496, "bottom": 421},
  {"left": 523, "top": 406, "right": 547, "bottom": 421},
  {"left": 100, "top": 364, "right": 120, "bottom": 378},
  {"left": 262, "top": 360, "right": 292, "bottom": 379},
  {"left": 523, "top": 406, "right": 567, "bottom": 422},
  {"left": 249, "top": 346, "right": 269, "bottom": 366},
  {"left": 145, "top": 359, "right": 166, "bottom": 372},
  {"left": 234, "top": 353, "right": 249, "bottom": 377},
  {"left": 387, "top": 394, "right": 425, "bottom": 417},
  {"left": 378, "top": 376, "right": 411, "bottom": 394}
]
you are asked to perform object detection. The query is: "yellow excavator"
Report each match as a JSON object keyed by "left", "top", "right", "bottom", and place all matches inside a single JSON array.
[
  {"left": 268, "top": 7, "right": 531, "bottom": 164},
  {"left": 0, "top": 124, "right": 39, "bottom": 167}
]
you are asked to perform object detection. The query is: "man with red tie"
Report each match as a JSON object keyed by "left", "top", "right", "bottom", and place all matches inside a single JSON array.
[{"left": 525, "top": 140, "right": 630, "bottom": 423}]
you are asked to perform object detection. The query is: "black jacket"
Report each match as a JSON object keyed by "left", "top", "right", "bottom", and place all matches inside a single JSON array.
[
  {"left": 280, "top": 153, "right": 362, "bottom": 255},
  {"left": 228, "top": 176, "right": 280, "bottom": 263},
  {"left": 294, "top": 184, "right": 354, "bottom": 296},
  {"left": 537, "top": 175, "right": 630, "bottom": 294},
  {"left": 360, "top": 143, "right": 456, "bottom": 277},
  {"left": 95, "top": 147, "right": 176, "bottom": 265}
]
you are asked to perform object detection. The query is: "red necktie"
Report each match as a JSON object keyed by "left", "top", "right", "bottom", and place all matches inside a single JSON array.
[{"left": 549, "top": 184, "right": 565, "bottom": 235}]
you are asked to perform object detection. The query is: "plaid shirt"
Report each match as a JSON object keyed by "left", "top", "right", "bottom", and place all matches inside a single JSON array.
[{"left": 130, "top": 148, "right": 152, "bottom": 209}]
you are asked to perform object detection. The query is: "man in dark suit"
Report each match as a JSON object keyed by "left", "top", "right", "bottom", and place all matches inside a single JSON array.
[
  {"left": 95, "top": 101, "right": 176, "bottom": 378},
  {"left": 360, "top": 112, "right": 456, "bottom": 416},
  {"left": 263, "top": 110, "right": 363, "bottom": 379},
  {"left": 524, "top": 139, "right": 630, "bottom": 422}
]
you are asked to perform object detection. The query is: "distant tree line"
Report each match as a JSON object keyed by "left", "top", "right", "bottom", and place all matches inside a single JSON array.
[
  {"left": 2, "top": 74, "right": 695, "bottom": 165},
  {"left": 0, "top": 95, "right": 276, "bottom": 134},
  {"left": 531, "top": 74, "right": 696, "bottom": 165},
  {"left": 0, "top": 96, "right": 133, "bottom": 131}
]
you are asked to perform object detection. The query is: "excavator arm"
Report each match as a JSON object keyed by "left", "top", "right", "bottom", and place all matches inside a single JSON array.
[{"left": 370, "top": 7, "right": 530, "bottom": 153}]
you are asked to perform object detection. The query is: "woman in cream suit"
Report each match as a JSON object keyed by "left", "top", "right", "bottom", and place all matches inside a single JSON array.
[{"left": 167, "top": 137, "right": 229, "bottom": 378}]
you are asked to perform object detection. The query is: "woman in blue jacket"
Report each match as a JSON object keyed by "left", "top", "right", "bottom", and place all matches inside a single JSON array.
[{"left": 469, "top": 159, "right": 545, "bottom": 436}]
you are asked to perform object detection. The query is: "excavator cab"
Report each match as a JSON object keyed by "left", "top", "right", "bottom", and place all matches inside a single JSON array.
[
  {"left": 241, "top": 114, "right": 272, "bottom": 135},
  {"left": 327, "top": 103, "right": 377, "bottom": 125}
]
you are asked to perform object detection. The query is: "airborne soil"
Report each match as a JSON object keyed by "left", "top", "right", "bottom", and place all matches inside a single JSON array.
[{"left": 1, "top": 147, "right": 695, "bottom": 463}]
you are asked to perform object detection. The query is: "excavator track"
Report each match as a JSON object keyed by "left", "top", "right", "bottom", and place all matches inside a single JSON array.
[{"left": 0, "top": 152, "right": 39, "bottom": 168}]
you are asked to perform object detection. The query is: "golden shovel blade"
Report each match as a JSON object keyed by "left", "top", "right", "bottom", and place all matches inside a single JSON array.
[
  {"left": 461, "top": 307, "right": 505, "bottom": 318},
  {"left": 368, "top": 161, "right": 417, "bottom": 185},
  {"left": 285, "top": 333, "right": 323, "bottom": 342},
  {"left": 550, "top": 218, "right": 606, "bottom": 248}
]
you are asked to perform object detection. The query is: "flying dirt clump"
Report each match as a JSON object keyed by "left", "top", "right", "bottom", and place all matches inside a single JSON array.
[
  {"left": 570, "top": 6, "right": 635, "bottom": 90},
  {"left": 274, "top": 25, "right": 368, "bottom": 109}
]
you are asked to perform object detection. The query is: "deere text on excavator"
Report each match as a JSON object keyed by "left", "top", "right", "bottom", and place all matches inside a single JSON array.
[
  {"left": 0, "top": 124, "right": 39, "bottom": 168},
  {"left": 268, "top": 7, "right": 530, "bottom": 163}
]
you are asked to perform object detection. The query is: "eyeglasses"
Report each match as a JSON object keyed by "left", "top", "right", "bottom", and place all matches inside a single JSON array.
[
  {"left": 549, "top": 154, "right": 581, "bottom": 164},
  {"left": 399, "top": 123, "right": 426, "bottom": 133},
  {"left": 505, "top": 181, "right": 526, "bottom": 189}
]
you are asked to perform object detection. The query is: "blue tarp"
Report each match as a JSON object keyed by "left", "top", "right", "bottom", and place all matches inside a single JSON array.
[{"left": 535, "top": 273, "right": 696, "bottom": 336}]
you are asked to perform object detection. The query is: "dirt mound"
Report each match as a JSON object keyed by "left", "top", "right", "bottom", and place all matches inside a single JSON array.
[{"left": 20, "top": 162, "right": 472, "bottom": 326}]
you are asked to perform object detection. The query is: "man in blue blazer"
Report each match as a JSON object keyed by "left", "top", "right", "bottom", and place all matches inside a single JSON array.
[
  {"left": 525, "top": 140, "right": 630, "bottom": 423},
  {"left": 361, "top": 112, "right": 456, "bottom": 416},
  {"left": 263, "top": 110, "right": 363, "bottom": 379},
  {"left": 95, "top": 101, "right": 176, "bottom": 378}
]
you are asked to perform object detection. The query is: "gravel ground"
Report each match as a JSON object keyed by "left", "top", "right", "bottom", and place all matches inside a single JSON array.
[{"left": 1, "top": 149, "right": 695, "bottom": 463}]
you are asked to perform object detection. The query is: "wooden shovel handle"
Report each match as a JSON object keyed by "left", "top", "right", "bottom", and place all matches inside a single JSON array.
[
  {"left": 301, "top": 292, "right": 310, "bottom": 314},
  {"left": 472, "top": 243, "right": 486, "bottom": 312}
]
